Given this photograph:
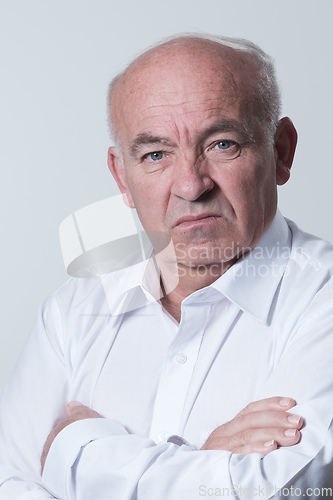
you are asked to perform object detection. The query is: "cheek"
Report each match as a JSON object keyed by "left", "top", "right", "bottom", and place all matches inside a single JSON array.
[
  {"left": 218, "top": 158, "right": 276, "bottom": 219},
  {"left": 237, "top": 155, "right": 275, "bottom": 193},
  {"left": 128, "top": 177, "right": 168, "bottom": 229},
  {"left": 216, "top": 162, "right": 258, "bottom": 204}
]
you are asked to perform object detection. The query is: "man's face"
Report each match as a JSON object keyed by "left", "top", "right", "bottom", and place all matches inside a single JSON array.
[{"left": 110, "top": 45, "right": 280, "bottom": 270}]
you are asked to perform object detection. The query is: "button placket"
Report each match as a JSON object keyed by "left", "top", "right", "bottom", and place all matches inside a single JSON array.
[{"left": 149, "top": 303, "right": 210, "bottom": 443}]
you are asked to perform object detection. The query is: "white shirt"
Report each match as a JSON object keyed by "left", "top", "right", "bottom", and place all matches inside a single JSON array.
[{"left": 1, "top": 210, "right": 333, "bottom": 499}]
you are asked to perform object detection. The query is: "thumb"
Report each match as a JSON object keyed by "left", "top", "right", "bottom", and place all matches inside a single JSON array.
[
  {"left": 66, "top": 401, "right": 84, "bottom": 417},
  {"left": 66, "top": 401, "right": 102, "bottom": 420}
]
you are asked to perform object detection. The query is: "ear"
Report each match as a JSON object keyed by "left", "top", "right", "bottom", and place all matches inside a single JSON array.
[
  {"left": 107, "top": 147, "right": 135, "bottom": 208},
  {"left": 274, "top": 117, "right": 298, "bottom": 186}
]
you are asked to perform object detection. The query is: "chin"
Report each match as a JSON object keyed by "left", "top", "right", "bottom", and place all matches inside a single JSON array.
[{"left": 173, "top": 239, "right": 239, "bottom": 268}]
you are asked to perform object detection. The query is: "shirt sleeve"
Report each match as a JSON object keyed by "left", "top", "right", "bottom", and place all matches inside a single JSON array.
[
  {"left": 41, "top": 296, "right": 333, "bottom": 500},
  {"left": 0, "top": 297, "right": 68, "bottom": 500}
]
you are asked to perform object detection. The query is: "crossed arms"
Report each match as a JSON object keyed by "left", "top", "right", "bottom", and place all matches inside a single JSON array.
[
  {"left": 1, "top": 281, "right": 333, "bottom": 499},
  {"left": 41, "top": 397, "right": 302, "bottom": 473}
]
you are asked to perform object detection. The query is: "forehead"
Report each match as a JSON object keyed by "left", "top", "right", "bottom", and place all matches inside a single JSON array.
[{"left": 112, "top": 43, "right": 256, "bottom": 145}]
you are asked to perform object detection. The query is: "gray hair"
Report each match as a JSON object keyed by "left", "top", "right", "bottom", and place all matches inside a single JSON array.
[{"left": 107, "top": 33, "right": 281, "bottom": 149}]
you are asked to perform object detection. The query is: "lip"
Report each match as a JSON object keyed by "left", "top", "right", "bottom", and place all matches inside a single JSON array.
[{"left": 174, "top": 213, "right": 220, "bottom": 228}]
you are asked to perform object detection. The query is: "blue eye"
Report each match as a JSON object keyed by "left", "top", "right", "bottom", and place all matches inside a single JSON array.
[
  {"left": 216, "top": 141, "right": 231, "bottom": 150},
  {"left": 149, "top": 151, "right": 164, "bottom": 161},
  {"left": 208, "top": 139, "right": 241, "bottom": 161}
]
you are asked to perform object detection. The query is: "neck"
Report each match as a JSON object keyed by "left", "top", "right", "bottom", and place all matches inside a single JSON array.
[{"left": 160, "top": 260, "right": 235, "bottom": 322}]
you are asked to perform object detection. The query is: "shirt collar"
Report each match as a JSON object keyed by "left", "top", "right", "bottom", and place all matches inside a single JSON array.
[
  {"left": 100, "top": 251, "right": 162, "bottom": 316},
  {"left": 100, "top": 210, "right": 291, "bottom": 321},
  {"left": 211, "top": 210, "right": 291, "bottom": 324}
]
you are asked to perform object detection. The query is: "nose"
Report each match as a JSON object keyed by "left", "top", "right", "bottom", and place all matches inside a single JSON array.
[{"left": 170, "top": 155, "right": 214, "bottom": 201}]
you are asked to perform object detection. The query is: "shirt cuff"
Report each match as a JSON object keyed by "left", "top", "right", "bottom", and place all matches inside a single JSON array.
[{"left": 41, "top": 418, "right": 127, "bottom": 499}]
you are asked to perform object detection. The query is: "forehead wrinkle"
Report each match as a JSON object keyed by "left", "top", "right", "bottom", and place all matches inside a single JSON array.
[
  {"left": 136, "top": 94, "right": 242, "bottom": 130},
  {"left": 196, "top": 117, "right": 255, "bottom": 143}
]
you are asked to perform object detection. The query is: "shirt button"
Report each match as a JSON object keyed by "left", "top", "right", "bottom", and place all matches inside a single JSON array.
[
  {"left": 158, "top": 431, "right": 169, "bottom": 442},
  {"left": 175, "top": 353, "right": 187, "bottom": 364}
]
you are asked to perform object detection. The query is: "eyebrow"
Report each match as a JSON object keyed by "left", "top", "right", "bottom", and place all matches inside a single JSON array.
[
  {"left": 129, "top": 134, "right": 176, "bottom": 157},
  {"left": 129, "top": 118, "right": 253, "bottom": 157}
]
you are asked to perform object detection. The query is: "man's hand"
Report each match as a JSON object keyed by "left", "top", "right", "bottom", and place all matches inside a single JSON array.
[
  {"left": 41, "top": 397, "right": 302, "bottom": 474},
  {"left": 201, "top": 397, "right": 302, "bottom": 455},
  {"left": 41, "top": 402, "right": 101, "bottom": 475}
]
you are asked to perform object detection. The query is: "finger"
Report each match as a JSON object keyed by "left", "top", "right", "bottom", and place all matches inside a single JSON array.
[
  {"left": 233, "top": 427, "right": 302, "bottom": 456},
  {"left": 66, "top": 402, "right": 101, "bottom": 419},
  {"left": 226, "top": 410, "right": 303, "bottom": 437},
  {"left": 238, "top": 397, "right": 296, "bottom": 417},
  {"left": 233, "top": 439, "right": 278, "bottom": 456},
  {"left": 66, "top": 401, "right": 83, "bottom": 417},
  {"left": 232, "top": 426, "right": 301, "bottom": 449},
  {"left": 262, "top": 427, "right": 301, "bottom": 447}
]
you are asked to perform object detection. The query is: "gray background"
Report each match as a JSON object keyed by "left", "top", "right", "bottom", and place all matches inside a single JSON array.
[{"left": 1, "top": 0, "right": 332, "bottom": 390}]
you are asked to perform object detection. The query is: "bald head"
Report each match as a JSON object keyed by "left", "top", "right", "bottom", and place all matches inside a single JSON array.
[{"left": 107, "top": 34, "right": 281, "bottom": 150}]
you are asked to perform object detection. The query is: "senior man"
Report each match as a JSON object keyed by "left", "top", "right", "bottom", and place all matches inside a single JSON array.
[{"left": 1, "top": 34, "right": 333, "bottom": 499}]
